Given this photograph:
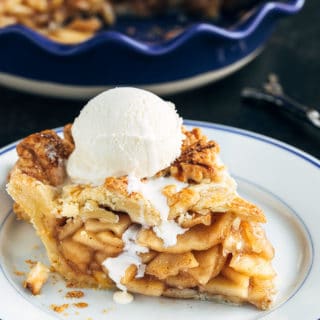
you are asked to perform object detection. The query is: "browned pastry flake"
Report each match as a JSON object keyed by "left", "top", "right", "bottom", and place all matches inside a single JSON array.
[
  {"left": 16, "top": 130, "right": 72, "bottom": 186},
  {"left": 171, "top": 128, "right": 220, "bottom": 183}
]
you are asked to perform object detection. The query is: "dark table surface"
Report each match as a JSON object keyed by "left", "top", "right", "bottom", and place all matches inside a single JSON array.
[{"left": 0, "top": 0, "right": 319, "bottom": 159}]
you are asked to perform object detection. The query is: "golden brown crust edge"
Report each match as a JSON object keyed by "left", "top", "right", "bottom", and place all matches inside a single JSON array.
[{"left": 7, "top": 167, "right": 113, "bottom": 289}]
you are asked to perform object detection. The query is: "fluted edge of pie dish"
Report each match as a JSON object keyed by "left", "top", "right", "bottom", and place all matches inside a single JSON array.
[
  {"left": 0, "top": 0, "right": 304, "bottom": 89},
  {"left": 0, "top": 0, "right": 304, "bottom": 56}
]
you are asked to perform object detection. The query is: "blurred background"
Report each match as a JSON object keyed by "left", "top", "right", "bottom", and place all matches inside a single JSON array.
[{"left": 0, "top": 0, "right": 319, "bottom": 159}]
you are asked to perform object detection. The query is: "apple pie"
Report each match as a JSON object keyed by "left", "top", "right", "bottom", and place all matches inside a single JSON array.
[
  {"left": 7, "top": 126, "right": 276, "bottom": 310},
  {"left": 0, "top": 0, "right": 261, "bottom": 44}
]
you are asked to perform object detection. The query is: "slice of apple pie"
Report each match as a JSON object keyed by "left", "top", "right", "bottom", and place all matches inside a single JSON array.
[{"left": 7, "top": 125, "right": 276, "bottom": 310}]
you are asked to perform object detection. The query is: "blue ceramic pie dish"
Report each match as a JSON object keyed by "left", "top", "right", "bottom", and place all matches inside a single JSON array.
[{"left": 0, "top": 0, "right": 304, "bottom": 98}]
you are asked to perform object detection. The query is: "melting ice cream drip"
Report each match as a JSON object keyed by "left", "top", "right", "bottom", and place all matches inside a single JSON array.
[
  {"left": 127, "top": 175, "right": 189, "bottom": 247},
  {"left": 102, "top": 225, "right": 148, "bottom": 291}
]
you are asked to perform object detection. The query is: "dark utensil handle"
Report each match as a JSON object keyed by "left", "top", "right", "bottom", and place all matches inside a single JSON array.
[{"left": 241, "top": 87, "right": 320, "bottom": 128}]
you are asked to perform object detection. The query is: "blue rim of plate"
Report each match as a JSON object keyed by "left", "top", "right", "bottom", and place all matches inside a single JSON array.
[{"left": 0, "top": 0, "right": 304, "bottom": 57}]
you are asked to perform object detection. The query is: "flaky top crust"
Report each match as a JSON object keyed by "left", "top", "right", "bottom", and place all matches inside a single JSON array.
[
  {"left": 8, "top": 125, "right": 266, "bottom": 227},
  {"left": 14, "top": 126, "right": 224, "bottom": 187}
]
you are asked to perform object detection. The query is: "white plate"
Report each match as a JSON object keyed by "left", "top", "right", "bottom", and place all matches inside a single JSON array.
[{"left": 0, "top": 120, "right": 319, "bottom": 320}]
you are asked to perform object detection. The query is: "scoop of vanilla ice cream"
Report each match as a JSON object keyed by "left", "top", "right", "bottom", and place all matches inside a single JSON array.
[{"left": 67, "top": 87, "right": 184, "bottom": 185}]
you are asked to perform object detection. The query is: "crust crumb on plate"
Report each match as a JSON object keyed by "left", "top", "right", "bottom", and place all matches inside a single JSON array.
[
  {"left": 66, "top": 290, "right": 85, "bottom": 298},
  {"left": 50, "top": 304, "right": 69, "bottom": 313},
  {"left": 24, "top": 261, "right": 50, "bottom": 295},
  {"left": 73, "top": 302, "right": 89, "bottom": 308}
]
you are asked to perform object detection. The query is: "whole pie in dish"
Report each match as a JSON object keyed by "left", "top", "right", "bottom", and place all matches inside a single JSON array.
[
  {"left": 0, "top": 0, "right": 261, "bottom": 44},
  {"left": 7, "top": 88, "right": 276, "bottom": 310}
]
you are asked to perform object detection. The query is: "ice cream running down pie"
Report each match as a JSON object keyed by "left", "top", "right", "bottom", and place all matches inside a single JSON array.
[{"left": 7, "top": 88, "right": 276, "bottom": 310}]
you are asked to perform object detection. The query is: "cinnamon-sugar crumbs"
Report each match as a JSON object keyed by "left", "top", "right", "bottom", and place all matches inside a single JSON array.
[
  {"left": 50, "top": 304, "right": 69, "bottom": 313},
  {"left": 25, "top": 259, "right": 37, "bottom": 267},
  {"left": 170, "top": 128, "right": 220, "bottom": 183},
  {"left": 16, "top": 129, "right": 73, "bottom": 186},
  {"left": 65, "top": 290, "right": 84, "bottom": 298},
  {"left": 14, "top": 271, "right": 25, "bottom": 276},
  {"left": 66, "top": 281, "right": 77, "bottom": 288},
  {"left": 73, "top": 302, "right": 88, "bottom": 308},
  {"left": 64, "top": 124, "right": 74, "bottom": 148},
  {"left": 50, "top": 274, "right": 59, "bottom": 285}
]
